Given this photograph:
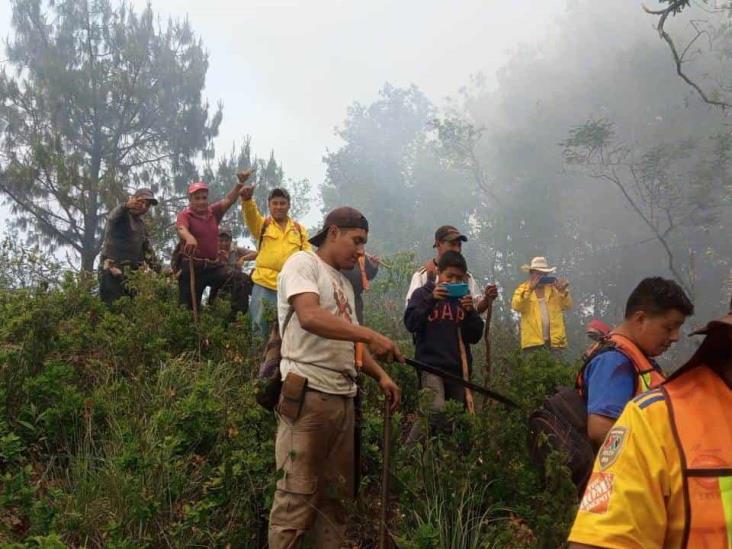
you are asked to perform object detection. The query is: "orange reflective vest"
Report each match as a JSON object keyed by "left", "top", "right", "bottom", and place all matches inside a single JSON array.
[
  {"left": 576, "top": 333, "right": 666, "bottom": 399},
  {"left": 664, "top": 365, "right": 732, "bottom": 548}
]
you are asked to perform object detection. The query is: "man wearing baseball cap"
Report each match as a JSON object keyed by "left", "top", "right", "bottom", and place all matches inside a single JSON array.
[
  {"left": 569, "top": 306, "right": 732, "bottom": 549},
  {"left": 268, "top": 206, "right": 402, "bottom": 548},
  {"left": 175, "top": 174, "right": 251, "bottom": 315},
  {"left": 405, "top": 225, "right": 498, "bottom": 315},
  {"left": 216, "top": 226, "right": 257, "bottom": 269},
  {"left": 98, "top": 188, "right": 160, "bottom": 305}
]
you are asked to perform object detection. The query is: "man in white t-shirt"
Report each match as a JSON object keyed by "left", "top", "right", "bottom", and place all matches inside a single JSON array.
[
  {"left": 405, "top": 225, "right": 497, "bottom": 313},
  {"left": 268, "top": 206, "right": 403, "bottom": 548}
]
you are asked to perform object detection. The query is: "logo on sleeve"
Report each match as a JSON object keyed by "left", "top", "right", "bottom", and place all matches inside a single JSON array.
[
  {"left": 598, "top": 426, "right": 628, "bottom": 470},
  {"left": 579, "top": 472, "right": 615, "bottom": 514}
]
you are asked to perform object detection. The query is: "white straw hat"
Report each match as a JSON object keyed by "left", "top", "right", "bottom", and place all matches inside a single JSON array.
[{"left": 520, "top": 256, "right": 557, "bottom": 273}]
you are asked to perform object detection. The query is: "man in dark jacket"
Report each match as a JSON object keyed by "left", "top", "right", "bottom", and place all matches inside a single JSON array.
[
  {"left": 98, "top": 188, "right": 159, "bottom": 305},
  {"left": 404, "top": 250, "right": 484, "bottom": 443}
]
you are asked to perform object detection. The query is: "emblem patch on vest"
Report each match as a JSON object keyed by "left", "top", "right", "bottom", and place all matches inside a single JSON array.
[
  {"left": 598, "top": 426, "right": 628, "bottom": 471},
  {"left": 579, "top": 472, "right": 615, "bottom": 514}
]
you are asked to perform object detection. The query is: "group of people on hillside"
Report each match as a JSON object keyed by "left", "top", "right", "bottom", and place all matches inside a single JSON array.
[
  {"left": 98, "top": 182, "right": 731, "bottom": 548},
  {"left": 98, "top": 173, "right": 311, "bottom": 332}
]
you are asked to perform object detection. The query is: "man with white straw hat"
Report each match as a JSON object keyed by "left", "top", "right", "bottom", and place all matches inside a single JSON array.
[{"left": 511, "top": 256, "right": 572, "bottom": 353}]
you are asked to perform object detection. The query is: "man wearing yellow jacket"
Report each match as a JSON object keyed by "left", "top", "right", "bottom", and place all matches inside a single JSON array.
[
  {"left": 511, "top": 256, "right": 572, "bottom": 352},
  {"left": 240, "top": 184, "right": 311, "bottom": 336}
]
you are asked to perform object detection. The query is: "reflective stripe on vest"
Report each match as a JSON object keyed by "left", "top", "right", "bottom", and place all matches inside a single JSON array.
[
  {"left": 576, "top": 334, "right": 666, "bottom": 398},
  {"left": 664, "top": 365, "right": 732, "bottom": 548}
]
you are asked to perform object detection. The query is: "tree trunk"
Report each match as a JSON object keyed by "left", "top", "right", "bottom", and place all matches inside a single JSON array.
[{"left": 81, "top": 137, "right": 102, "bottom": 273}]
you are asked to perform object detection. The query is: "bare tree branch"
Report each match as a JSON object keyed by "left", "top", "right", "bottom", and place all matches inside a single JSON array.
[{"left": 644, "top": 2, "right": 732, "bottom": 109}]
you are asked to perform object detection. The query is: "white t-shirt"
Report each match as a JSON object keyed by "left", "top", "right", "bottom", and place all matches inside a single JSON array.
[
  {"left": 538, "top": 297, "right": 550, "bottom": 342},
  {"left": 277, "top": 251, "right": 358, "bottom": 396},
  {"left": 405, "top": 267, "right": 482, "bottom": 305}
]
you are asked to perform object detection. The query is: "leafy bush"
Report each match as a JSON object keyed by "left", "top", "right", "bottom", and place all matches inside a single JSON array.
[{"left": 0, "top": 266, "right": 577, "bottom": 547}]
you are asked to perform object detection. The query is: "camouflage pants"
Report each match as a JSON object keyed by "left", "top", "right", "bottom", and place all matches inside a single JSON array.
[{"left": 268, "top": 390, "right": 354, "bottom": 549}]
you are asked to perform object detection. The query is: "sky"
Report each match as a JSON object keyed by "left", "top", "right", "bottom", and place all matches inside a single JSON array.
[
  {"left": 139, "top": 0, "right": 567, "bottom": 190},
  {"left": 25, "top": 0, "right": 571, "bottom": 218},
  {"left": 0, "top": 0, "right": 567, "bottom": 223}
]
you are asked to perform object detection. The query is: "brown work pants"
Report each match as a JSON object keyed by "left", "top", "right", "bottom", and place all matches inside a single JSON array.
[{"left": 268, "top": 390, "right": 355, "bottom": 549}]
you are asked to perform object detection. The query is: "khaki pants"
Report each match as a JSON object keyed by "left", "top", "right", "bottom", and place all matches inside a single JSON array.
[
  {"left": 407, "top": 371, "right": 465, "bottom": 445},
  {"left": 268, "top": 390, "right": 355, "bottom": 549}
]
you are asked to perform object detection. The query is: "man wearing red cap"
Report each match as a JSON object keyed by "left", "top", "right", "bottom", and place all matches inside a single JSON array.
[
  {"left": 175, "top": 176, "right": 251, "bottom": 315},
  {"left": 569, "top": 308, "right": 732, "bottom": 549}
]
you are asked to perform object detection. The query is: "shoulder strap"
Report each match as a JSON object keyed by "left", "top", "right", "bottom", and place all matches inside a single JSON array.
[
  {"left": 281, "top": 307, "right": 295, "bottom": 337},
  {"left": 293, "top": 221, "right": 305, "bottom": 250},
  {"left": 257, "top": 217, "right": 272, "bottom": 251},
  {"left": 575, "top": 338, "right": 617, "bottom": 398},
  {"left": 608, "top": 334, "right": 656, "bottom": 374}
]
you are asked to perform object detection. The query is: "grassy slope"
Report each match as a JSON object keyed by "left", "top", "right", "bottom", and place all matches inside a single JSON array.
[{"left": 0, "top": 269, "right": 578, "bottom": 548}]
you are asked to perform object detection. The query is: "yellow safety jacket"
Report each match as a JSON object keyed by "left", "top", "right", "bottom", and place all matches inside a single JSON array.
[
  {"left": 241, "top": 200, "right": 311, "bottom": 290},
  {"left": 511, "top": 281, "right": 572, "bottom": 349}
]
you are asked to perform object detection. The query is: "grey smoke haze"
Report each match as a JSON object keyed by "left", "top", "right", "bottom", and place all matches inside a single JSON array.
[{"left": 0, "top": 0, "right": 729, "bottom": 353}]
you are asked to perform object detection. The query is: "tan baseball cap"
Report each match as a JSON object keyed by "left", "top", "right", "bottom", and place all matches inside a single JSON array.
[
  {"left": 133, "top": 188, "right": 158, "bottom": 205},
  {"left": 433, "top": 225, "right": 468, "bottom": 247}
]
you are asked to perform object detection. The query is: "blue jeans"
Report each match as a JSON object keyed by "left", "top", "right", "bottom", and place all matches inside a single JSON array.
[{"left": 250, "top": 283, "right": 278, "bottom": 337}]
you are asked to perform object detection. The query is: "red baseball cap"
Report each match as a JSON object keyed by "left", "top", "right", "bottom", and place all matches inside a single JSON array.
[
  {"left": 187, "top": 181, "right": 209, "bottom": 195},
  {"left": 586, "top": 319, "right": 611, "bottom": 336}
]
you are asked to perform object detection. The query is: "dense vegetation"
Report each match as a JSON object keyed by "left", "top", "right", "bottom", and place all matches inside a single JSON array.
[
  {"left": 0, "top": 256, "right": 578, "bottom": 547},
  {"left": 1, "top": 0, "right": 730, "bottom": 545}
]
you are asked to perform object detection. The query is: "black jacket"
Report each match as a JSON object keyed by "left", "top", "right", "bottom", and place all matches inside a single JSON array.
[
  {"left": 100, "top": 205, "right": 158, "bottom": 270},
  {"left": 404, "top": 281, "right": 484, "bottom": 374}
]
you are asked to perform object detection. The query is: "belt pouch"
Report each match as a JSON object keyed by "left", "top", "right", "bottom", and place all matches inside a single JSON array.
[{"left": 278, "top": 372, "right": 308, "bottom": 421}]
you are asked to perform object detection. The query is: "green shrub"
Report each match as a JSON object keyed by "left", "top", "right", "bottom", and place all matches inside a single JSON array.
[{"left": 0, "top": 265, "right": 578, "bottom": 547}]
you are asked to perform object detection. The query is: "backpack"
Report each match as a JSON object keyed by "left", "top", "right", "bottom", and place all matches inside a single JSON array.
[
  {"left": 528, "top": 386, "right": 594, "bottom": 492},
  {"left": 257, "top": 217, "right": 305, "bottom": 251},
  {"left": 255, "top": 309, "right": 294, "bottom": 411}
]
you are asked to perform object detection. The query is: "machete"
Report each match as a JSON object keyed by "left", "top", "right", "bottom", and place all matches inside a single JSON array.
[{"left": 403, "top": 357, "right": 520, "bottom": 409}]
